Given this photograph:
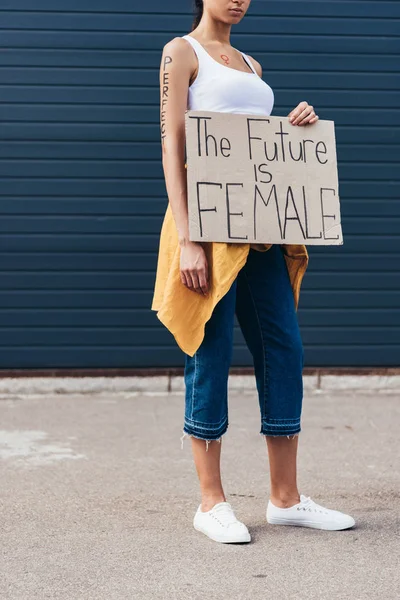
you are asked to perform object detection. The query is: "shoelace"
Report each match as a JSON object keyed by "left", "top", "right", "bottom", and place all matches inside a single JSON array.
[
  {"left": 210, "top": 503, "right": 238, "bottom": 527},
  {"left": 298, "top": 496, "right": 329, "bottom": 515}
]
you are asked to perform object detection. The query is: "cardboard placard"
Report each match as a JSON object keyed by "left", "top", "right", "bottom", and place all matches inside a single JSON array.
[{"left": 185, "top": 110, "right": 343, "bottom": 245}]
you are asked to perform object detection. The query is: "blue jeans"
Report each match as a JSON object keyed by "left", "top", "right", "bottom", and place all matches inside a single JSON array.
[{"left": 181, "top": 244, "right": 304, "bottom": 449}]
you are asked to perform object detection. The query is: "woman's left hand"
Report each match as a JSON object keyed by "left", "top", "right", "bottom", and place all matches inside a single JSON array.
[{"left": 288, "top": 101, "right": 319, "bottom": 126}]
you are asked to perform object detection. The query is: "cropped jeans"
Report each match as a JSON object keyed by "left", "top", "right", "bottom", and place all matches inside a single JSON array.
[{"left": 181, "top": 244, "right": 304, "bottom": 451}]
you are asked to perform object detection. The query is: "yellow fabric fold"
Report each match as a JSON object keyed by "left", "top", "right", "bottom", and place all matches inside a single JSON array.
[{"left": 151, "top": 202, "right": 309, "bottom": 357}]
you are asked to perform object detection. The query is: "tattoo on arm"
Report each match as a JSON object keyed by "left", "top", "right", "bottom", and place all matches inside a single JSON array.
[{"left": 160, "top": 55, "right": 172, "bottom": 145}]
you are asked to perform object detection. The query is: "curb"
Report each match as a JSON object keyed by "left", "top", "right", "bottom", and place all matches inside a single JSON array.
[{"left": 0, "top": 373, "right": 398, "bottom": 396}]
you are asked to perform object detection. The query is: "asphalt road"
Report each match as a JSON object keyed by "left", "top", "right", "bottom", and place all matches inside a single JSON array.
[{"left": 1, "top": 386, "right": 399, "bottom": 599}]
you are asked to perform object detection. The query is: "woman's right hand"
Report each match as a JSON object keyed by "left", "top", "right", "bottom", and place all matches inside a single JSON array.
[{"left": 179, "top": 240, "right": 209, "bottom": 296}]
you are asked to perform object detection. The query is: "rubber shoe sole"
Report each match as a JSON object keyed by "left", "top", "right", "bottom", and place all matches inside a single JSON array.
[
  {"left": 266, "top": 514, "right": 355, "bottom": 530},
  {"left": 194, "top": 521, "right": 251, "bottom": 543}
]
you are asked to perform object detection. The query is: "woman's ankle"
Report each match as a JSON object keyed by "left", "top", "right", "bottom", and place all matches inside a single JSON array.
[
  {"left": 200, "top": 493, "right": 226, "bottom": 511},
  {"left": 269, "top": 492, "right": 300, "bottom": 508}
]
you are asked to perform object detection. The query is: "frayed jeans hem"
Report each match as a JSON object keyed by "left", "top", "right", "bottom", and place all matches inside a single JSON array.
[
  {"left": 180, "top": 425, "right": 227, "bottom": 451},
  {"left": 260, "top": 428, "right": 301, "bottom": 439}
]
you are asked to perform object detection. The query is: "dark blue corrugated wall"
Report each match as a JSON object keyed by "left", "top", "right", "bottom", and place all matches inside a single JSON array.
[{"left": 0, "top": 1, "right": 399, "bottom": 368}]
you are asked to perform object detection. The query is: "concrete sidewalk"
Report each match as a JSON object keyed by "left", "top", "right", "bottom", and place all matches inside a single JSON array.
[{"left": 1, "top": 385, "right": 399, "bottom": 599}]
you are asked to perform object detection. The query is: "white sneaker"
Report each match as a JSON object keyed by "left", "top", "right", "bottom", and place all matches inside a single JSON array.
[
  {"left": 266, "top": 494, "right": 356, "bottom": 531},
  {"left": 193, "top": 501, "right": 251, "bottom": 543}
]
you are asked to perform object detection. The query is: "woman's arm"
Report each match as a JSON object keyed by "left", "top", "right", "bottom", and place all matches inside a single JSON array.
[
  {"left": 159, "top": 38, "right": 192, "bottom": 245},
  {"left": 159, "top": 38, "right": 209, "bottom": 296},
  {"left": 246, "top": 54, "right": 319, "bottom": 126}
]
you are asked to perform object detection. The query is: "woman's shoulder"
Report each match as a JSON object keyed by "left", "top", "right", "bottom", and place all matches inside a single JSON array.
[
  {"left": 162, "top": 36, "right": 193, "bottom": 57},
  {"left": 160, "top": 36, "right": 197, "bottom": 74}
]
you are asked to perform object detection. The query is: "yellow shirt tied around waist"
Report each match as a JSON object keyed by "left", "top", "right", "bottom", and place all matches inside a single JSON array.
[{"left": 151, "top": 200, "right": 309, "bottom": 358}]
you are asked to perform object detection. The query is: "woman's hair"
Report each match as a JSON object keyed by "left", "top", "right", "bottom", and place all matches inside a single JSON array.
[{"left": 191, "top": 0, "right": 204, "bottom": 30}]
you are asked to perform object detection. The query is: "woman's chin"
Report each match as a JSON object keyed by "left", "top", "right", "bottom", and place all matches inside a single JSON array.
[{"left": 226, "top": 12, "right": 244, "bottom": 22}]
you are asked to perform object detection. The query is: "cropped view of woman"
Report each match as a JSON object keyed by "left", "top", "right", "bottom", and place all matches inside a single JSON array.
[{"left": 151, "top": 0, "right": 356, "bottom": 543}]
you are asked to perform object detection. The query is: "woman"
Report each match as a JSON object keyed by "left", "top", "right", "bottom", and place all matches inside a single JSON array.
[{"left": 152, "top": 0, "right": 356, "bottom": 543}]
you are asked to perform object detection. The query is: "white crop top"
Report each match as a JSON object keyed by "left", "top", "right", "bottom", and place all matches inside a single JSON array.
[{"left": 182, "top": 34, "right": 274, "bottom": 116}]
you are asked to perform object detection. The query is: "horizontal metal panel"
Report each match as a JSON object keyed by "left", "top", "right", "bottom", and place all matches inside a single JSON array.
[
  {"left": 341, "top": 201, "right": 400, "bottom": 218},
  {"left": 2, "top": 1, "right": 399, "bottom": 19},
  {"left": 0, "top": 215, "right": 165, "bottom": 234},
  {"left": 0, "top": 123, "right": 161, "bottom": 142},
  {"left": 1, "top": 50, "right": 399, "bottom": 73},
  {"left": 0, "top": 234, "right": 160, "bottom": 252},
  {"left": 1, "top": 68, "right": 399, "bottom": 90},
  {"left": 0, "top": 179, "right": 398, "bottom": 201},
  {"left": 0, "top": 198, "right": 166, "bottom": 215},
  {"left": 306, "top": 237, "right": 400, "bottom": 252},
  {"left": 0, "top": 104, "right": 159, "bottom": 122},
  {"left": 0, "top": 161, "right": 167, "bottom": 178},
  {"left": 0, "top": 142, "right": 161, "bottom": 160},
  {"left": 0, "top": 327, "right": 174, "bottom": 346},
  {"left": 2, "top": 105, "right": 400, "bottom": 129},
  {"left": 0, "top": 307, "right": 398, "bottom": 329},
  {"left": 1, "top": 13, "right": 399, "bottom": 37},
  {"left": 0, "top": 160, "right": 398, "bottom": 182},
  {"left": 303, "top": 273, "right": 400, "bottom": 291},
  {"left": 0, "top": 179, "right": 165, "bottom": 196},
  {"left": 300, "top": 291, "right": 400, "bottom": 309},
  {"left": 1, "top": 31, "right": 399, "bottom": 55},
  {"left": 236, "top": 327, "right": 400, "bottom": 346},
  {"left": 0, "top": 142, "right": 397, "bottom": 165},
  {"left": 299, "top": 309, "right": 400, "bottom": 328},
  {"left": 0, "top": 308, "right": 158, "bottom": 328},
  {"left": 0, "top": 289, "right": 399, "bottom": 311},
  {"left": 2, "top": 87, "right": 399, "bottom": 108},
  {"left": 0, "top": 253, "right": 160, "bottom": 271},
  {"left": 0, "top": 290, "right": 154, "bottom": 309},
  {"left": 1, "top": 123, "right": 398, "bottom": 146},
  {"left": 0, "top": 272, "right": 400, "bottom": 294},
  {"left": 0, "top": 346, "right": 185, "bottom": 369},
  {"left": 0, "top": 271, "right": 398, "bottom": 291},
  {"left": 304, "top": 253, "right": 400, "bottom": 271},
  {"left": 0, "top": 251, "right": 399, "bottom": 273},
  {"left": 234, "top": 346, "right": 400, "bottom": 368},
  {"left": 0, "top": 272, "right": 154, "bottom": 289},
  {"left": 0, "top": 86, "right": 159, "bottom": 104},
  {"left": 0, "top": 324, "right": 397, "bottom": 347},
  {"left": 0, "top": 234, "right": 398, "bottom": 254},
  {"left": 0, "top": 288, "right": 398, "bottom": 310},
  {"left": 0, "top": 215, "right": 398, "bottom": 237},
  {"left": 0, "top": 344, "right": 397, "bottom": 369},
  {"left": 0, "top": 198, "right": 398, "bottom": 219}
]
